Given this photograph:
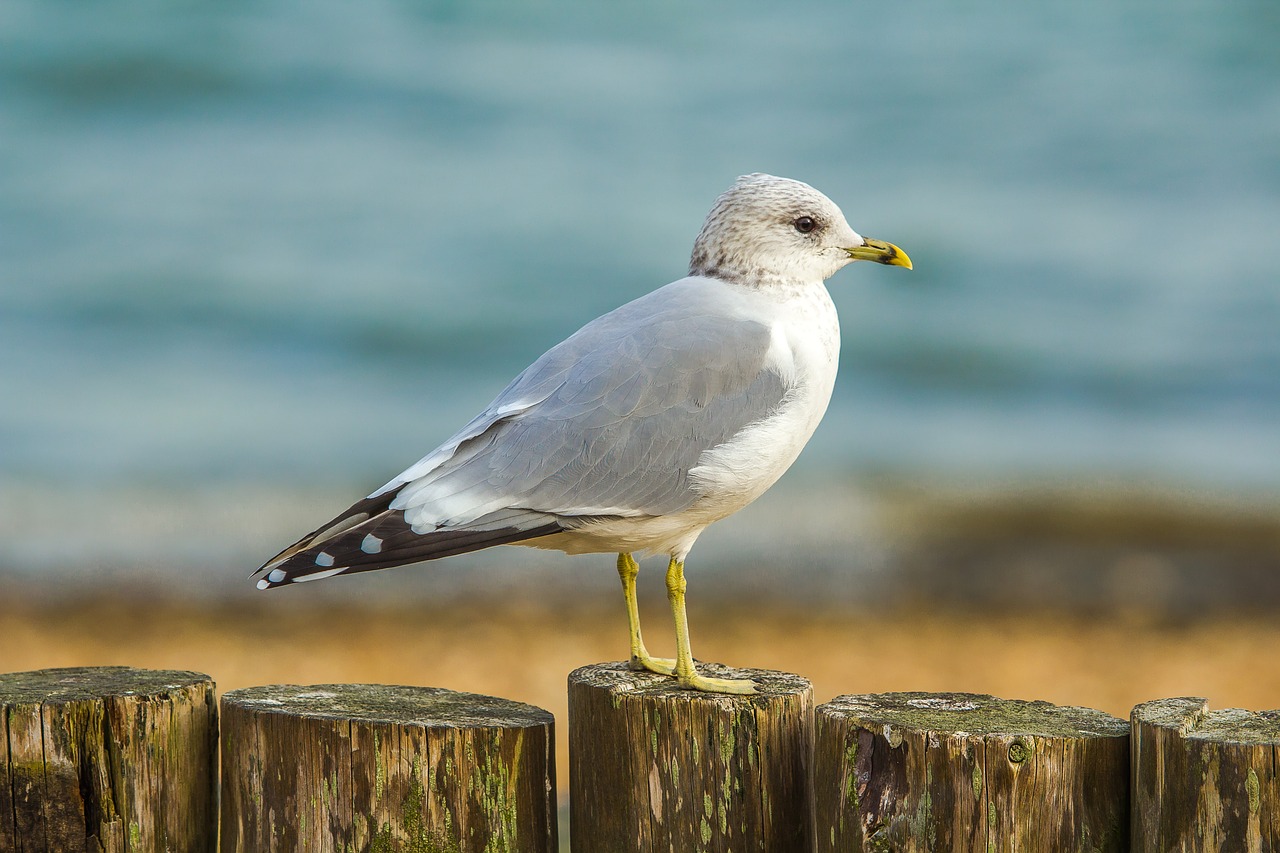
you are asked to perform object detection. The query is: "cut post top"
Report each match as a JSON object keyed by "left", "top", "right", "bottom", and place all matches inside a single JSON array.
[
  {"left": 570, "top": 660, "right": 811, "bottom": 704},
  {"left": 820, "top": 691, "right": 1129, "bottom": 738},
  {"left": 222, "top": 682, "right": 553, "bottom": 729},
  {"left": 1134, "top": 696, "right": 1280, "bottom": 745},
  {"left": 0, "top": 666, "right": 212, "bottom": 704}
]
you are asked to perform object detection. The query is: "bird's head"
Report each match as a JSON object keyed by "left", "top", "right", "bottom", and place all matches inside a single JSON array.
[{"left": 689, "top": 173, "right": 911, "bottom": 285}]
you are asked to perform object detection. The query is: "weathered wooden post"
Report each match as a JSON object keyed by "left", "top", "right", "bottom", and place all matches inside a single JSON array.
[
  {"left": 568, "top": 661, "right": 812, "bottom": 852},
  {"left": 0, "top": 666, "right": 217, "bottom": 853},
  {"left": 813, "top": 691, "right": 1129, "bottom": 852},
  {"left": 1131, "top": 697, "right": 1280, "bottom": 851},
  {"left": 220, "top": 683, "right": 557, "bottom": 853}
]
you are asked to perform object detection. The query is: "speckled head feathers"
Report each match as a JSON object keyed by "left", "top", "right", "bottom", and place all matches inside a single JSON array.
[{"left": 689, "top": 174, "right": 865, "bottom": 285}]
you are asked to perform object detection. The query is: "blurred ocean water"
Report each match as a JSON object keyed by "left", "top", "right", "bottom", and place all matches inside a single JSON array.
[{"left": 1, "top": 1, "right": 1277, "bottom": 594}]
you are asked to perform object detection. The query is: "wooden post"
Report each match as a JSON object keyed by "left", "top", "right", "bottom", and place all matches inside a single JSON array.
[
  {"left": 813, "top": 691, "right": 1129, "bottom": 852},
  {"left": 568, "top": 661, "right": 812, "bottom": 852},
  {"left": 1131, "top": 697, "right": 1280, "bottom": 850},
  {"left": 219, "top": 683, "right": 557, "bottom": 853},
  {"left": 0, "top": 666, "right": 217, "bottom": 853}
]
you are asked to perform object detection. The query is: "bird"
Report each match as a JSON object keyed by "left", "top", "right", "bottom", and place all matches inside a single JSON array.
[{"left": 254, "top": 173, "right": 911, "bottom": 694}]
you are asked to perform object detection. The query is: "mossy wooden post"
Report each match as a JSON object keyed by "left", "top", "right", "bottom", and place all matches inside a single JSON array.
[
  {"left": 220, "top": 683, "right": 557, "bottom": 853},
  {"left": 813, "top": 692, "right": 1130, "bottom": 852},
  {"left": 0, "top": 666, "right": 217, "bottom": 853},
  {"left": 568, "top": 661, "right": 812, "bottom": 852},
  {"left": 1132, "top": 697, "right": 1280, "bottom": 850}
]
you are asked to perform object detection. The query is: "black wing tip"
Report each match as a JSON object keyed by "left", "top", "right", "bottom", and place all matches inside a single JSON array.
[
  {"left": 251, "top": 488, "right": 406, "bottom": 580},
  {"left": 249, "top": 518, "right": 565, "bottom": 591}
]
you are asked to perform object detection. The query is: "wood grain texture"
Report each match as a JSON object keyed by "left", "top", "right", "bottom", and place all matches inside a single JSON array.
[
  {"left": 219, "top": 683, "right": 557, "bottom": 853},
  {"left": 568, "top": 661, "right": 812, "bottom": 852},
  {"left": 1132, "top": 697, "right": 1280, "bottom": 851},
  {"left": 813, "top": 691, "right": 1129, "bottom": 852},
  {"left": 0, "top": 666, "right": 217, "bottom": 853}
]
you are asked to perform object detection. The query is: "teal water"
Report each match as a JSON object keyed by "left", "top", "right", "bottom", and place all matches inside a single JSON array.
[{"left": 2, "top": 1, "right": 1278, "bottom": 586}]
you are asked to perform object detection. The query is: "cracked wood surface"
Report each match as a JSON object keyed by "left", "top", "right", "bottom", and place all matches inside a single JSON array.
[
  {"left": 813, "top": 691, "right": 1129, "bottom": 852},
  {"left": 568, "top": 661, "right": 812, "bottom": 852},
  {"left": 1132, "top": 696, "right": 1280, "bottom": 851},
  {"left": 219, "top": 683, "right": 557, "bottom": 853},
  {"left": 0, "top": 666, "right": 216, "bottom": 853}
]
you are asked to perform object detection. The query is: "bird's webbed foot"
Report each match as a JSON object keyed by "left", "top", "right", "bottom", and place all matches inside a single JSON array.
[
  {"left": 678, "top": 671, "right": 759, "bottom": 695},
  {"left": 628, "top": 652, "right": 677, "bottom": 676}
]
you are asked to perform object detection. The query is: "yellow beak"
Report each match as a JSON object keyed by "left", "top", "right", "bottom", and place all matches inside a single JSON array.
[{"left": 845, "top": 238, "right": 912, "bottom": 270}]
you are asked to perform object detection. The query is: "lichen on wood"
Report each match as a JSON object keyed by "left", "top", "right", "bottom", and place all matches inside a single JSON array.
[
  {"left": 813, "top": 691, "right": 1129, "bottom": 852},
  {"left": 0, "top": 666, "right": 217, "bottom": 853},
  {"left": 1132, "top": 696, "right": 1280, "bottom": 851},
  {"left": 568, "top": 660, "right": 812, "bottom": 852},
  {"left": 219, "top": 683, "right": 556, "bottom": 853}
]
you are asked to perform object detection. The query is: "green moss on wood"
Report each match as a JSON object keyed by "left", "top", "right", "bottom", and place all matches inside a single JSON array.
[
  {"left": 222, "top": 684, "right": 553, "bottom": 853},
  {"left": 844, "top": 736, "right": 861, "bottom": 809},
  {"left": 818, "top": 692, "right": 1128, "bottom": 853},
  {"left": 569, "top": 662, "right": 810, "bottom": 851},
  {"left": 718, "top": 718, "right": 734, "bottom": 765}
]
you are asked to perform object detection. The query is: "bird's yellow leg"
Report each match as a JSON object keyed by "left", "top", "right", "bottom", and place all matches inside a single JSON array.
[
  {"left": 665, "top": 557, "right": 757, "bottom": 694},
  {"left": 617, "top": 553, "right": 675, "bottom": 675}
]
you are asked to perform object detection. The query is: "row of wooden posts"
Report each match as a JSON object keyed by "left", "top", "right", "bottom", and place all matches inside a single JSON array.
[{"left": 1, "top": 663, "right": 1277, "bottom": 852}]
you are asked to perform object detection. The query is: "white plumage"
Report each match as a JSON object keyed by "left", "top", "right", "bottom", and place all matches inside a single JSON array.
[{"left": 256, "top": 173, "right": 910, "bottom": 692}]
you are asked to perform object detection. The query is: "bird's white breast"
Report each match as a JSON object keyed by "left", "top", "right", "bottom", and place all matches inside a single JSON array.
[
  {"left": 528, "top": 277, "right": 840, "bottom": 562},
  {"left": 686, "top": 279, "right": 840, "bottom": 517}
]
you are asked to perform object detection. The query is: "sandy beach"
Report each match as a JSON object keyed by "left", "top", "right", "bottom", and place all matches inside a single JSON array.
[{"left": 6, "top": 592, "right": 1278, "bottom": 799}]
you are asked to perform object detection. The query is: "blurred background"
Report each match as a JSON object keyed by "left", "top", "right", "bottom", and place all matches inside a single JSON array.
[{"left": 3, "top": 0, "right": 1279, "bottom": 777}]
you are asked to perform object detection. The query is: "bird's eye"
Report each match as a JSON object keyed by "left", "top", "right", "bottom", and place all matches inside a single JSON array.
[{"left": 793, "top": 216, "right": 817, "bottom": 234}]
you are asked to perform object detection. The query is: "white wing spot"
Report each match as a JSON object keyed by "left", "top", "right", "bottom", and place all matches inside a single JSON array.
[
  {"left": 361, "top": 534, "right": 383, "bottom": 554},
  {"left": 255, "top": 579, "right": 270, "bottom": 590},
  {"left": 294, "top": 567, "right": 345, "bottom": 583},
  {"left": 315, "top": 552, "right": 335, "bottom": 567},
  {"left": 267, "top": 569, "right": 287, "bottom": 584}
]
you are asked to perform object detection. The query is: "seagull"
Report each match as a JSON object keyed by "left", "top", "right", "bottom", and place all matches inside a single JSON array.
[{"left": 254, "top": 173, "right": 910, "bottom": 693}]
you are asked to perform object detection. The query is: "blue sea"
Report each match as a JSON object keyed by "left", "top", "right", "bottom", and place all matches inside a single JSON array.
[{"left": 2, "top": 1, "right": 1277, "bottom": 599}]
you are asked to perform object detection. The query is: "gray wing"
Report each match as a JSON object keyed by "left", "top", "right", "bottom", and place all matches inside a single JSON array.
[
  {"left": 390, "top": 279, "right": 790, "bottom": 525},
  {"left": 255, "top": 279, "right": 790, "bottom": 586}
]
